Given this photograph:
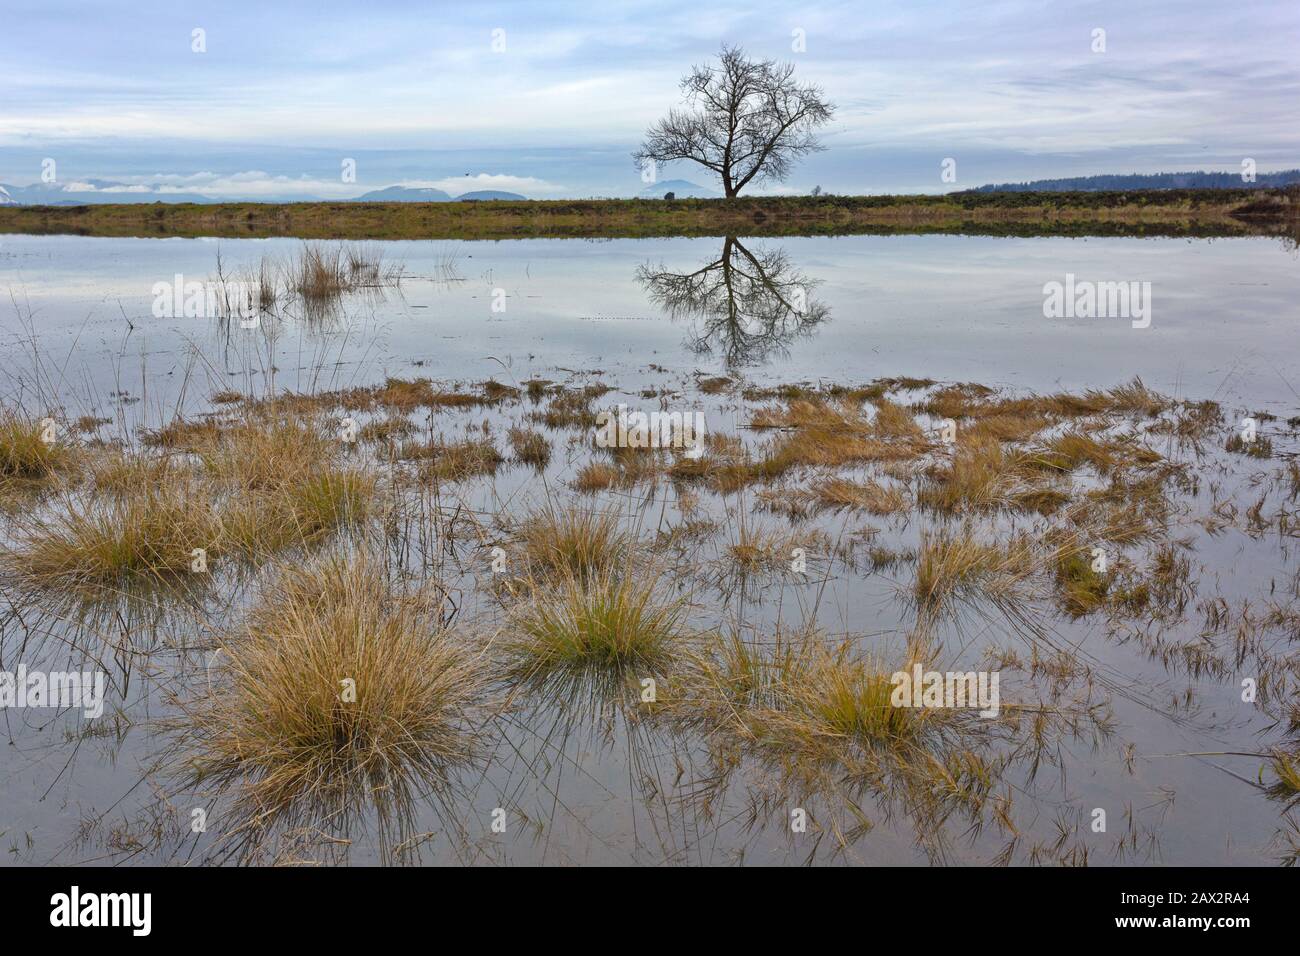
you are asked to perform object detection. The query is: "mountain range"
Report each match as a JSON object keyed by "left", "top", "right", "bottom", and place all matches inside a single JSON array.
[
  {"left": 3, "top": 171, "right": 1292, "bottom": 205},
  {"left": 351, "top": 186, "right": 527, "bottom": 202},
  {"left": 0, "top": 181, "right": 528, "bottom": 205}
]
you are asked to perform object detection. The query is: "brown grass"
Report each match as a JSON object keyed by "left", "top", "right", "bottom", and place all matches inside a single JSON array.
[
  {"left": 914, "top": 528, "right": 1038, "bottom": 616},
  {"left": 402, "top": 437, "right": 503, "bottom": 482},
  {"left": 516, "top": 502, "right": 631, "bottom": 581},
  {"left": 812, "top": 477, "right": 907, "bottom": 515},
  {"left": 0, "top": 413, "right": 76, "bottom": 482},
  {"left": 174, "top": 550, "right": 483, "bottom": 852},
  {"left": 507, "top": 427, "right": 551, "bottom": 469},
  {"left": 4, "top": 472, "right": 222, "bottom": 594}
]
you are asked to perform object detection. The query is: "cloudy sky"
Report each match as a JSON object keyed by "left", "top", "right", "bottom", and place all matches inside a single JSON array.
[{"left": 2, "top": 0, "right": 1296, "bottom": 198}]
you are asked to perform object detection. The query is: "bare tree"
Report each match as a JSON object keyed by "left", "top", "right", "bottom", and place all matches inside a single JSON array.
[{"left": 635, "top": 45, "right": 834, "bottom": 199}]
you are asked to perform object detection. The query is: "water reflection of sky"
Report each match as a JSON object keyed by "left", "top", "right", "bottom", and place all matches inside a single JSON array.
[{"left": 2, "top": 232, "right": 1298, "bottom": 420}]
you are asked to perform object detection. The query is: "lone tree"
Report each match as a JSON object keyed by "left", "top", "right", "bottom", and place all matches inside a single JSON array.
[{"left": 635, "top": 45, "right": 834, "bottom": 199}]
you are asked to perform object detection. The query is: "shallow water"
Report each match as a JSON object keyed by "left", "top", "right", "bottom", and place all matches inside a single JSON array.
[
  {"left": 3, "top": 233, "right": 1299, "bottom": 416},
  {"left": 1, "top": 232, "right": 1297, "bottom": 866}
]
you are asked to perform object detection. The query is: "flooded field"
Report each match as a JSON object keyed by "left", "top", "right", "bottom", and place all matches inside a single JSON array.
[{"left": 1, "top": 232, "right": 1298, "bottom": 865}]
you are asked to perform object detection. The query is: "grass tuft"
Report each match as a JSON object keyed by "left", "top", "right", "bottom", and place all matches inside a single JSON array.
[
  {"left": 176, "top": 550, "right": 482, "bottom": 851},
  {"left": 516, "top": 502, "right": 631, "bottom": 581},
  {"left": 504, "top": 571, "right": 686, "bottom": 698},
  {"left": 0, "top": 413, "right": 74, "bottom": 481}
]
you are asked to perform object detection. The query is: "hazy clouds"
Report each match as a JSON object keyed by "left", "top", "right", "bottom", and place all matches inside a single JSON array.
[{"left": 2, "top": 0, "right": 1296, "bottom": 195}]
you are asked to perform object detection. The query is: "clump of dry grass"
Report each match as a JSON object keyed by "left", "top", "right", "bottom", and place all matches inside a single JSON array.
[
  {"left": 482, "top": 380, "right": 520, "bottom": 402},
  {"left": 174, "top": 550, "right": 483, "bottom": 851},
  {"left": 770, "top": 429, "right": 915, "bottom": 471},
  {"left": 73, "top": 415, "right": 111, "bottom": 434},
  {"left": 916, "top": 378, "right": 1165, "bottom": 424},
  {"left": 868, "top": 546, "right": 914, "bottom": 570},
  {"left": 661, "top": 434, "right": 740, "bottom": 487},
  {"left": 750, "top": 397, "right": 865, "bottom": 431},
  {"left": 199, "top": 418, "right": 334, "bottom": 491},
  {"left": 727, "top": 524, "right": 788, "bottom": 573},
  {"left": 1147, "top": 398, "right": 1222, "bottom": 443},
  {"left": 90, "top": 449, "right": 190, "bottom": 498},
  {"left": 573, "top": 461, "right": 619, "bottom": 492},
  {"left": 222, "top": 467, "right": 376, "bottom": 557},
  {"left": 195, "top": 416, "right": 375, "bottom": 556},
  {"left": 504, "top": 570, "right": 687, "bottom": 700},
  {"left": 719, "top": 519, "right": 828, "bottom": 580},
  {"left": 1225, "top": 432, "right": 1273, "bottom": 459},
  {"left": 964, "top": 413, "right": 1049, "bottom": 445},
  {"left": 1053, "top": 546, "right": 1109, "bottom": 617},
  {"left": 141, "top": 416, "right": 229, "bottom": 450},
  {"left": 571, "top": 444, "right": 661, "bottom": 490},
  {"left": 743, "top": 380, "right": 926, "bottom": 404},
  {"left": 1267, "top": 751, "right": 1300, "bottom": 807},
  {"left": 746, "top": 397, "right": 928, "bottom": 480},
  {"left": 291, "top": 244, "right": 349, "bottom": 302},
  {"left": 250, "top": 257, "right": 280, "bottom": 312},
  {"left": 682, "top": 627, "right": 997, "bottom": 818},
  {"left": 531, "top": 383, "right": 610, "bottom": 430},
  {"left": 507, "top": 426, "right": 551, "bottom": 469},
  {"left": 516, "top": 502, "right": 631, "bottom": 581},
  {"left": 697, "top": 375, "right": 732, "bottom": 395},
  {"left": 264, "top": 377, "right": 517, "bottom": 417},
  {"left": 343, "top": 243, "right": 393, "bottom": 284},
  {"left": 813, "top": 477, "right": 907, "bottom": 515},
  {"left": 370, "top": 377, "right": 437, "bottom": 411},
  {"left": 913, "top": 528, "right": 1037, "bottom": 616},
  {"left": 359, "top": 415, "right": 417, "bottom": 444},
  {"left": 1033, "top": 431, "right": 1159, "bottom": 474},
  {"left": 290, "top": 243, "right": 400, "bottom": 300},
  {"left": 872, "top": 398, "right": 924, "bottom": 441},
  {"left": 4, "top": 473, "right": 222, "bottom": 594},
  {"left": 1105, "top": 378, "right": 1168, "bottom": 417},
  {"left": 403, "top": 437, "right": 503, "bottom": 481},
  {"left": 918, "top": 436, "right": 1039, "bottom": 514},
  {"left": 0, "top": 412, "right": 75, "bottom": 481}
]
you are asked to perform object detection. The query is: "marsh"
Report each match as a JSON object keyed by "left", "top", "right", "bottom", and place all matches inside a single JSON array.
[{"left": 0, "top": 230, "right": 1297, "bottom": 866}]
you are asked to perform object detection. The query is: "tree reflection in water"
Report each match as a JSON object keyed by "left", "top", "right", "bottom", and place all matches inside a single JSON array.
[{"left": 636, "top": 236, "right": 829, "bottom": 366}]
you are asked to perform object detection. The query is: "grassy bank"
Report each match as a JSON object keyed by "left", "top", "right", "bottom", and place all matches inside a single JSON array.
[{"left": 1, "top": 188, "right": 1296, "bottom": 240}]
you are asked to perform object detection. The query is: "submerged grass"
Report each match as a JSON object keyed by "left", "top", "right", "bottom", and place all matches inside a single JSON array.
[
  {"left": 683, "top": 626, "right": 1001, "bottom": 827},
  {"left": 403, "top": 437, "right": 503, "bottom": 482}
]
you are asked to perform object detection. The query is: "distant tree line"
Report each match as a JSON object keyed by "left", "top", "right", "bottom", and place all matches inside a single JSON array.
[{"left": 970, "top": 170, "right": 1300, "bottom": 192}]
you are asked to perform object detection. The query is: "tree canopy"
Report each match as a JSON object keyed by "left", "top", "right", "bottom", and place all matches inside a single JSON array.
[{"left": 635, "top": 46, "right": 834, "bottom": 199}]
